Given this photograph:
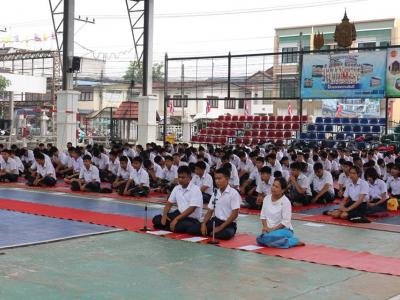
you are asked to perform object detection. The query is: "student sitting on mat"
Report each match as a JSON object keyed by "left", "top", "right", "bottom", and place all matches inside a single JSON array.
[
  {"left": 92, "top": 148, "right": 109, "bottom": 182},
  {"left": 245, "top": 166, "right": 274, "bottom": 210},
  {"left": 70, "top": 155, "right": 101, "bottom": 192},
  {"left": 256, "top": 177, "right": 305, "bottom": 248},
  {"left": 287, "top": 162, "right": 312, "bottom": 207},
  {"left": 64, "top": 148, "right": 84, "bottom": 184},
  {"left": 309, "top": 162, "right": 335, "bottom": 204},
  {"left": 336, "top": 160, "right": 352, "bottom": 198},
  {"left": 188, "top": 167, "right": 241, "bottom": 241},
  {"left": 10, "top": 150, "right": 24, "bottom": 176},
  {"left": 143, "top": 159, "right": 163, "bottom": 188},
  {"left": 240, "top": 156, "right": 265, "bottom": 196},
  {"left": 365, "top": 167, "right": 388, "bottom": 214},
  {"left": 0, "top": 149, "right": 19, "bottom": 182},
  {"left": 119, "top": 156, "right": 150, "bottom": 197},
  {"left": 220, "top": 155, "right": 240, "bottom": 191},
  {"left": 191, "top": 161, "right": 214, "bottom": 203},
  {"left": 152, "top": 166, "right": 203, "bottom": 233},
  {"left": 26, "top": 152, "right": 57, "bottom": 187},
  {"left": 106, "top": 150, "right": 120, "bottom": 183},
  {"left": 387, "top": 164, "right": 400, "bottom": 199},
  {"left": 327, "top": 166, "right": 369, "bottom": 220},
  {"left": 159, "top": 156, "right": 178, "bottom": 194},
  {"left": 112, "top": 156, "right": 132, "bottom": 190}
]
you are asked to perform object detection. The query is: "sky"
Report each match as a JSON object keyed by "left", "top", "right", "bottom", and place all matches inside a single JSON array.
[{"left": 0, "top": 0, "right": 398, "bottom": 78}]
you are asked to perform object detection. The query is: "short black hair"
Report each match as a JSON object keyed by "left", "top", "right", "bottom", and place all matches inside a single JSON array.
[
  {"left": 119, "top": 156, "right": 129, "bottom": 163},
  {"left": 34, "top": 152, "right": 45, "bottom": 160},
  {"left": 260, "top": 166, "right": 272, "bottom": 174},
  {"left": 313, "top": 162, "right": 323, "bottom": 172},
  {"left": 82, "top": 155, "right": 92, "bottom": 161},
  {"left": 164, "top": 155, "right": 173, "bottom": 162},
  {"left": 274, "top": 177, "right": 288, "bottom": 190},
  {"left": 195, "top": 161, "right": 207, "bottom": 170},
  {"left": 215, "top": 167, "right": 230, "bottom": 178},
  {"left": 290, "top": 161, "right": 302, "bottom": 170},
  {"left": 132, "top": 156, "right": 143, "bottom": 164},
  {"left": 177, "top": 166, "right": 192, "bottom": 176}
]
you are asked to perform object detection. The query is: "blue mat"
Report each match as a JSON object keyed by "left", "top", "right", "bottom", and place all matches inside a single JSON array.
[
  {"left": 298, "top": 205, "right": 339, "bottom": 215},
  {"left": 0, "top": 210, "right": 119, "bottom": 249},
  {"left": 374, "top": 215, "right": 400, "bottom": 225},
  {"left": 0, "top": 189, "right": 162, "bottom": 218}
]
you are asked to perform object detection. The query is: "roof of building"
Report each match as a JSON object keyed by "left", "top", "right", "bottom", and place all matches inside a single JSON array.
[{"left": 113, "top": 101, "right": 139, "bottom": 120}]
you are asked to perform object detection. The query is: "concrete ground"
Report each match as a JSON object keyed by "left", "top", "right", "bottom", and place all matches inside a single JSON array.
[{"left": 0, "top": 189, "right": 400, "bottom": 300}]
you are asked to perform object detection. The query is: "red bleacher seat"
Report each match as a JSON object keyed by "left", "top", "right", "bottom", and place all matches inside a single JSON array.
[
  {"left": 302, "top": 115, "right": 308, "bottom": 123},
  {"left": 284, "top": 123, "right": 291, "bottom": 130},
  {"left": 244, "top": 131, "right": 252, "bottom": 137},
  {"left": 236, "top": 122, "right": 244, "bottom": 129},
  {"left": 284, "top": 116, "right": 292, "bottom": 122},
  {"left": 225, "top": 115, "right": 232, "bottom": 122},
  {"left": 200, "top": 129, "right": 206, "bottom": 135},
  {"left": 252, "top": 123, "right": 260, "bottom": 130},
  {"left": 269, "top": 116, "right": 276, "bottom": 122},
  {"left": 259, "top": 138, "right": 267, "bottom": 144},
  {"left": 198, "top": 136, "right": 205, "bottom": 143},
  {"left": 211, "top": 137, "right": 219, "bottom": 144},
  {"left": 243, "top": 137, "right": 251, "bottom": 145},
  {"left": 246, "top": 115, "right": 254, "bottom": 122},
  {"left": 276, "top": 123, "right": 283, "bottom": 130},
  {"left": 207, "top": 121, "right": 214, "bottom": 128},
  {"left": 191, "top": 136, "right": 198, "bottom": 142},
  {"left": 214, "top": 129, "right": 221, "bottom": 136},
  {"left": 228, "top": 130, "right": 235, "bottom": 136},
  {"left": 291, "top": 123, "right": 300, "bottom": 130},
  {"left": 236, "top": 137, "right": 243, "bottom": 144},
  {"left": 239, "top": 116, "right": 246, "bottom": 122},
  {"left": 218, "top": 115, "right": 224, "bottom": 121},
  {"left": 221, "top": 129, "right": 228, "bottom": 136},
  {"left": 276, "top": 139, "right": 284, "bottom": 146},
  {"left": 214, "top": 122, "right": 222, "bottom": 129},
  {"left": 205, "top": 137, "right": 212, "bottom": 143},
  {"left": 259, "top": 131, "right": 267, "bottom": 138},
  {"left": 267, "top": 131, "right": 276, "bottom": 139},
  {"left": 251, "top": 138, "right": 259, "bottom": 145},
  {"left": 268, "top": 123, "right": 276, "bottom": 130},
  {"left": 284, "top": 131, "right": 292, "bottom": 139},
  {"left": 206, "top": 128, "right": 214, "bottom": 135},
  {"left": 230, "top": 122, "right": 237, "bottom": 129},
  {"left": 254, "top": 116, "right": 261, "bottom": 122},
  {"left": 261, "top": 115, "right": 269, "bottom": 122},
  {"left": 292, "top": 115, "right": 300, "bottom": 122},
  {"left": 223, "top": 123, "right": 230, "bottom": 129},
  {"left": 259, "top": 123, "right": 267, "bottom": 130},
  {"left": 252, "top": 131, "right": 259, "bottom": 137},
  {"left": 219, "top": 137, "right": 227, "bottom": 144},
  {"left": 276, "top": 116, "right": 284, "bottom": 122},
  {"left": 275, "top": 131, "right": 283, "bottom": 138},
  {"left": 232, "top": 116, "right": 239, "bottom": 122}
]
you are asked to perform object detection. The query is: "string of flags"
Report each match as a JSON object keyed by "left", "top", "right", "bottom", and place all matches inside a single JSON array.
[{"left": 1, "top": 32, "right": 56, "bottom": 47}]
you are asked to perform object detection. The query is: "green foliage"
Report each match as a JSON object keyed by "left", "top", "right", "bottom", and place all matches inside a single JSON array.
[
  {"left": 0, "top": 75, "right": 10, "bottom": 91},
  {"left": 123, "top": 61, "right": 164, "bottom": 83}
]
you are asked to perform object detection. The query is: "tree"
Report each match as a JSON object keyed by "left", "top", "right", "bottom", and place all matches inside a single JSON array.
[
  {"left": 123, "top": 61, "right": 164, "bottom": 84},
  {"left": 0, "top": 75, "right": 10, "bottom": 91}
]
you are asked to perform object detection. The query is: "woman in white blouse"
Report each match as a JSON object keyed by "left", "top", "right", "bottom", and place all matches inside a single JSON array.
[{"left": 256, "top": 177, "right": 305, "bottom": 249}]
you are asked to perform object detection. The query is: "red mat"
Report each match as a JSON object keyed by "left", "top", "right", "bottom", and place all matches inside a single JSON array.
[{"left": 0, "top": 198, "right": 400, "bottom": 276}]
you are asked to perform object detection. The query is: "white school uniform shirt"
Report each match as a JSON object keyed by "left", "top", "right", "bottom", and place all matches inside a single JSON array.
[
  {"left": 276, "top": 151, "right": 284, "bottom": 162},
  {"left": 260, "top": 194, "right": 293, "bottom": 231},
  {"left": 267, "top": 160, "right": 282, "bottom": 175},
  {"left": 368, "top": 179, "right": 388, "bottom": 200},
  {"left": 22, "top": 150, "right": 35, "bottom": 164},
  {"left": 379, "top": 166, "right": 387, "bottom": 181},
  {"left": 108, "top": 158, "right": 120, "bottom": 175},
  {"left": 203, "top": 152, "right": 212, "bottom": 165},
  {"left": 123, "top": 148, "right": 137, "bottom": 159},
  {"left": 344, "top": 178, "right": 369, "bottom": 202},
  {"left": 331, "top": 160, "right": 340, "bottom": 173},
  {"left": 68, "top": 157, "right": 84, "bottom": 173},
  {"left": 0, "top": 157, "right": 18, "bottom": 174},
  {"left": 79, "top": 164, "right": 100, "bottom": 183},
  {"left": 191, "top": 172, "right": 213, "bottom": 195},
  {"left": 129, "top": 167, "right": 150, "bottom": 187},
  {"left": 162, "top": 165, "right": 178, "bottom": 183},
  {"left": 188, "top": 154, "right": 197, "bottom": 164},
  {"left": 36, "top": 159, "right": 56, "bottom": 180},
  {"left": 117, "top": 164, "right": 134, "bottom": 180},
  {"left": 231, "top": 154, "right": 240, "bottom": 168},
  {"left": 256, "top": 176, "right": 274, "bottom": 195},
  {"left": 338, "top": 172, "right": 351, "bottom": 187},
  {"left": 154, "top": 163, "right": 164, "bottom": 179},
  {"left": 31, "top": 153, "right": 52, "bottom": 171},
  {"left": 92, "top": 153, "right": 109, "bottom": 170},
  {"left": 249, "top": 166, "right": 262, "bottom": 182},
  {"left": 13, "top": 156, "right": 24, "bottom": 174},
  {"left": 228, "top": 163, "right": 240, "bottom": 187},
  {"left": 211, "top": 156, "right": 221, "bottom": 168},
  {"left": 238, "top": 159, "right": 254, "bottom": 173},
  {"left": 295, "top": 173, "right": 312, "bottom": 196},
  {"left": 310, "top": 170, "right": 334, "bottom": 195},
  {"left": 321, "top": 159, "right": 332, "bottom": 172},
  {"left": 208, "top": 185, "right": 241, "bottom": 221},
  {"left": 58, "top": 151, "right": 70, "bottom": 166},
  {"left": 387, "top": 176, "right": 400, "bottom": 195},
  {"left": 168, "top": 183, "right": 203, "bottom": 221}
]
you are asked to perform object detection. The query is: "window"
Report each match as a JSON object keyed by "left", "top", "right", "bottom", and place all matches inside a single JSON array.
[
  {"left": 380, "top": 41, "right": 390, "bottom": 47},
  {"left": 281, "top": 47, "right": 298, "bottom": 64},
  {"left": 79, "top": 92, "right": 93, "bottom": 101},
  {"left": 358, "top": 42, "right": 376, "bottom": 51},
  {"left": 173, "top": 95, "right": 188, "bottom": 107},
  {"left": 206, "top": 96, "right": 219, "bottom": 108},
  {"left": 224, "top": 98, "right": 236, "bottom": 109},
  {"left": 238, "top": 99, "right": 244, "bottom": 109},
  {"left": 280, "top": 80, "right": 298, "bottom": 98}
]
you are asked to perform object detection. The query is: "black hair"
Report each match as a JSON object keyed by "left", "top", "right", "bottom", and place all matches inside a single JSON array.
[
  {"left": 132, "top": 156, "right": 143, "bottom": 164},
  {"left": 143, "top": 159, "right": 153, "bottom": 169},
  {"left": 177, "top": 166, "right": 192, "bottom": 176},
  {"left": 195, "top": 161, "right": 207, "bottom": 170},
  {"left": 119, "top": 156, "right": 129, "bottom": 163},
  {"left": 313, "top": 162, "right": 323, "bottom": 172},
  {"left": 274, "top": 177, "right": 288, "bottom": 191},
  {"left": 365, "top": 167, "right": 379, "bottom": 181},
  {"left": 350, "top": 166, "right": 362, "bottom": 177},
  {"left": 82, "top": 155, "right": 92, "bottom": 161},
  {"left": 260, "top": 166, "right": 272, "bottom": 174},
  {"left": 34, "top": 152, "right": 45, "bottom": 160},
  {"left": 273, "top": 171, "right": 282, "bottom": 178},
  {"left": 215, "top": 167, "right": 230, "bottom": 179},
  {"left": 290, "top": 161, "right": 302, "bottom": 171},
  {"left": 164, "top": 155, "right": 173, "bottom": 162}
]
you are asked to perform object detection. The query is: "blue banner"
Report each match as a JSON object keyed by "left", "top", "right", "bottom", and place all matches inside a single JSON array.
[{"left": 301, "top": 51, "right": 387, "bottom": 99}]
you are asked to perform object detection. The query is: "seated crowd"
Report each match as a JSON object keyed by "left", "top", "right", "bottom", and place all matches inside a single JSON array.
[{"left": 0, "top": 141, "right": 399, "bottom": 248}]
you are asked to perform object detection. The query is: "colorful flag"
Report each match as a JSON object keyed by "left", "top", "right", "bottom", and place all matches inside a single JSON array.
[
  {"left": 168, "top": 100, "right": 174, "bottom": 114},
  {"left": 335, "top": 103, "right": 343, "bottom": 117},
  {"left": 244, "top": 100, "right": 250, "bottom": 116},
  {"left": 288, "top": 102, "right": 293, "bottom": 116},
  {"left": 206, "top": 101, "right": 211, "bottom": 115},
  {"left": 34, "top": 34, "right": 41, "bottom": 42}
]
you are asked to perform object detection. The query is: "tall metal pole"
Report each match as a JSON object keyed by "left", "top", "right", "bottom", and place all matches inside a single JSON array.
[
  {"left": 143, "top": 0, "right": 154, "bottom": 96},
  {"left": 163, "top": 53, "right": 168, "bottom": 145},
  {"left": 298, "top": 32, "right": 304, "bottom": 134},
  {"left": 62, "top": 0, "right": 75, "bottom": 91},
  {"left": 228, "top": 52, "right": 231, "bottom": 99},
  {"left": 385, "top": 97, "right": 389, "bottom": 135}
]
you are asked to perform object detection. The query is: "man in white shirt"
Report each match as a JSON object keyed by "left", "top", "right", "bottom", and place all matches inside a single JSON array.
[
  {"left": 240, "top": 156, "right": 265, "bottom": 196},
  {"left": 237, "top": 151, "right": 254, "bottom": 182},
  {"left": 152, "top": 166, "right": 203, "bottom": 233},
  {"left": 64, "top": 148, "right": 84, "bottom": 184},
  {"left": 0, "top": 149, "right": 19, "bottom": 182},
  {"left": 143, "top": 159, "right": 163, "bottom": 188},
  {"left": 112, "top": 156, "right": 133, "bottom": 190},
  {"left": 191, "top": 161, "right": 214, "bottom": 203},
  {"left": 27, "top": 152, "right": 57, "bottom": 187},
  {"left": 120, "top": 156, "right": 150, "bottom": 197},
  {"left": 92, "top": 149, "right": 109, "bottom": 182},
  {"left": 245, "top": 166, "right": 274, "bottom": 210},
  {"left": 266, "top": 153, "right": 283, "bottom": 176},
  {"left": 106, "top": 150, "right": 120, "bottom": 183},
  {"left": 287, "top": 161, "right": 312, "bottom": 206},
  {"left": 310, "top": 163, "right": 335, "bottom": 204},
  {"left": 387, "top": 164, "right": 400, "bottom": 198},
  {"left": 70, "top": 155, "right": 101, "bottom": 192},
  {"left": 159, "top": 156, "right": 178, "bottom": 193}
]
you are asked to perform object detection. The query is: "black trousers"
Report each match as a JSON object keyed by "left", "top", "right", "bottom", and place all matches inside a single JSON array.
[
  {"left": 71, "top": 181, "right": 100, "bottom": 192},
  {"left": 0, "top": 173, "right": 18, "bottom": 182},
  {"left": 312, "top": 191, "right": 335, "bottom": 204},
  {"left": 245, "top": 194, "right": 262, "bottom": 210},
  {"left": 159, "top": 179, "right": 176, "bottom": 193},
  {"left": 118, "top": 182, "right": 149, "bottom": 196},
  {"left": 187, "top": 217, "right": 237, "bottom": 240},
  {"left": 287, "top": 188, "right": 311, "bottom": 205},
  {"left": 345, "top": 201, "right": 367, "bottom": 218},
  {"left": 27, "top": 175, "right": 56, "bottom": 187},
  {"left": 152, "top": 210, "right": 200, "bottom": 233},
  {"left": 202, "top": 192, "right": 212, "bottom": 204},
  {"left": 99, "top": 169, "right": 109, "bottom": 182}
]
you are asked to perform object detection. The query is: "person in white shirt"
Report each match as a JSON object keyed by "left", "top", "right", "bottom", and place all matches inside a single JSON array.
[
  {"left": 240, "top": 156, "right": 264, "bottom": 196},
  {"left": 112, "top": 156, "right": 133, "bottom": 190},
  {"left": 245, "top": 166, "right": 274, "bottom": 210},
  {"left": 70, "top": 155, "right": 101, "bottom": 192},
  {"left": 188, "top": 167, "right": 241, "bottom": 240},
  {"left": 21, "top": 148, "right": 35, "bottom": 169},
  {"left": 159, "top": 156, "right": 178, "bottom": 193},
  {"left": 10, "top": 150, "right": 24, "bottom": 175},
  {"left": 191, "top": 161, "right": 214, "bottom": 203},
  {"left": 310, "top": 163, "right": 335, "bottom": 204},
  {"left": 365, "top": 167, "right": 388, "bottom": 214},
  {"left": 0, "top": 149, "right": 19, "bottom": 182},
  {"left": 49, "top": 146, "right": 69, "bottom": 177},
  {"left": 287, "top": 162, "right": 312, "bottom": 206},
  {"left": 106, "top": 151, "right": 120, "bottom": 183},
  {"left": 143, "top": 159, "right": 163, "bottom": 188},
  {"left": 328, "top": 166, "right": 369, "bottom": 220},
  {"left": 237, "top": 151, "right": 254, "bottom": 182},
  {"left": 120, "top": 156, "right": 150, "bottom": 197},
  {"left": 337, "top": 160, "right": 352, "bottom": 198},
  {"left": 256, "top": 177, "right": 305, "bottom": 248},
  {"left": 64, "top": 148, "right": 84, "bottom": 184},
  {"left": 266, "top": 153, "right": 283, "bottom": 176},
  {"left": 220, "top": 155, "right": 240, "bottom": 190},
  {"left": 92, "top": 149, "right": 109, "bottom": 181},
  {"left": 172, "top": 153, "right": 188, "bottom": 168},
  {"left": 387, "top": 164, "right": 400, "bottom": 198},
  {"left": 27, "top": 152, "right": 57, "bottom": 187},
  {"left": 152, "top": 166, "right": 203, "bottom": 233}
]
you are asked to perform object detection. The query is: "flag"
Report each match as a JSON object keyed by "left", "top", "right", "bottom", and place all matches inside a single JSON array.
[
  {"left": 244, "top": 100, "right": 250, "bottom": 116},
  {"left": 168, "top": 100, "right": 174, "bottom": 114},
  {"left": 34, "top": 34, "right": 41, "bottom": 42},
  {"left": 287, "top": 102, "right": 293, "bottom": 116},
  {"left": 335, "top": 103, "right": 343, "bottom": 117},
  {"left": 206, "top": 100, "right": 211, "bottom": 115}
]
